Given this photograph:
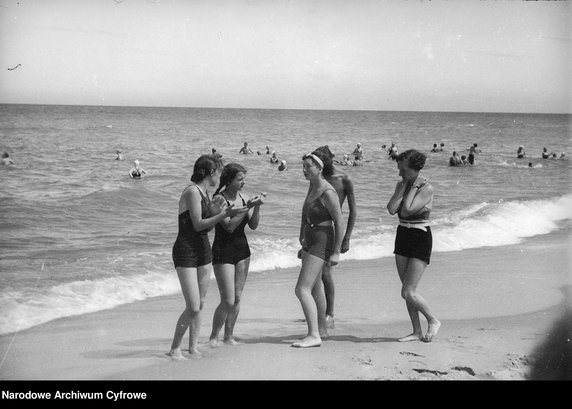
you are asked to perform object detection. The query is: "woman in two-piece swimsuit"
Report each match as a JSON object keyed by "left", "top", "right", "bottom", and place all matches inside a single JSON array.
[
  {"left": 387, "top": 149, "right": 441, "bottom": 343},
  {"left": 209, "top": 163, "right": 264, "bottom": 347},
  {"left": 168, "top": 154, "right": 246, "bottom": 360},
  {"left": 293, "top": 150, "right": 344, "bottom": 348}
]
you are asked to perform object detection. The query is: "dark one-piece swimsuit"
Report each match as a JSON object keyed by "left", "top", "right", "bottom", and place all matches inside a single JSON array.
[
  {"left": 172, "top": 184, "right": 213, "bottom": 268},
  {"left": 212, "top": 193, "right": 251, "bottom": 265}
]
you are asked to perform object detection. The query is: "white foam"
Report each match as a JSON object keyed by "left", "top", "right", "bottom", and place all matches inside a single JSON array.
[
  {"left": 1, "top": 195, "right": 569, "bottom": 336},
  {"left": 0, "top": 270, "right": 179, "bottom": 335}
]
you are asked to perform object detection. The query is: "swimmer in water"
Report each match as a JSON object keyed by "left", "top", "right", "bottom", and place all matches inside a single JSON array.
[
  {"left": 1, "top": 152, "right": 14, "bottom": 165},
  {"left": 129, "top": 160, "right": 147, "bottom": 178}
]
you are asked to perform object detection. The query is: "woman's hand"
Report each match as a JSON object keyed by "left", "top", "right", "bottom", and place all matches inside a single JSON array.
[
  {"left": 412, "top": 175, "right": 428, "bottom": 188},
  {"left": 327, "top": 252, "right": 340, "bottom": 267},
  {"left": 210, "top": 195, "right": 227, "bottom": 215},
  {"left": 247, "top": 192, "right": 267, "bottom": 208},
  {"left": 227, "top": 204, "right": 248, "bottom": 218}
]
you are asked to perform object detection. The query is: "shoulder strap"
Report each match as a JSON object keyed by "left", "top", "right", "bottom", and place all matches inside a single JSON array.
[{"left": 238, "top": 192, "right": 247, "bottom": 206}]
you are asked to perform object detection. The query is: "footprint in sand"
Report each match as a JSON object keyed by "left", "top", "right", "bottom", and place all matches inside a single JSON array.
[
  {"left": 353, "top": 356, "right": 373, "bottom": 367},
  {"left": 399, "top": 351, "right": 425, "bottom": 357},
  {"left": 451, "top": 366, "right": 476, "bottom": 376},
  {"left": 413, "top": 368, "right": 448, "bottom": 376}
]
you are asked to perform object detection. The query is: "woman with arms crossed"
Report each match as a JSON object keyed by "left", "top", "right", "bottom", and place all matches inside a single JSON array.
[
  {"left": 169, "top": 155, "right": 246, "bottom": 360},
  {"left": 209, "top": 163, "right": 265, "bottom": 347},
  {"left": 387, "top": 149, "right": 441, "bottom": 343},
  {"left": 294, "top": 150, "right": 344, "bottom": 348}
]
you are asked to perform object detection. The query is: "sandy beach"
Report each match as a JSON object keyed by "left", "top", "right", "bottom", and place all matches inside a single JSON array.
[{"left": 1, "top": 229, "right": 570, "bottom": 383}]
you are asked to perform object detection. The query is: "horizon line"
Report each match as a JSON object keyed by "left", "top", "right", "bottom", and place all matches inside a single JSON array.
[{"left": 0, "top": 102, "right": 569, "bottom": 116}]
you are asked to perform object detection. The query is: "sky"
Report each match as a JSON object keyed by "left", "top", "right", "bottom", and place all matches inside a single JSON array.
[{"left": 0, "top": 0, "right": 570, "bottom": 113}]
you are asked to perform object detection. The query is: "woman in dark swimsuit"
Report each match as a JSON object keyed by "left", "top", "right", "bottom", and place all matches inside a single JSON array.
[
  {"left": 168, "top": 155, "right": 246, "bottom": 360},
  {"left": 293, "top": 150, "right": 344, "bottom": 348},
  {"left": 209, "top": 163, "right": 264, "bottom": 347},
  {"left": 387, "top": 149, "right": 441, "bottom": 343}
]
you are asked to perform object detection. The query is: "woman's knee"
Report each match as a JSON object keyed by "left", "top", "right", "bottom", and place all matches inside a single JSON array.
[
  {"left": 220, "top": 298, "right": 234, "bottom": 310},
  {"left": 295, "top": 284, "right": 311, "bottom": 299},
  {"left": 185, "top": 300, "right": 204, "bottom": 315},
  {"left": 401, "top": 286, "right": 416, "bottom": 302}
]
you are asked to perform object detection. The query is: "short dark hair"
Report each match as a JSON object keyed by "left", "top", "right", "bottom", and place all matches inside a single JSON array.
[{"left": 396, "top": 149, "right": 427, "bottom": 171}]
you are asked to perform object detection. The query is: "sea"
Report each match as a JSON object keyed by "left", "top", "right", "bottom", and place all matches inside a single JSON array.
[{"left": 0, "top": 104, "right": 571, "bottom": 335}]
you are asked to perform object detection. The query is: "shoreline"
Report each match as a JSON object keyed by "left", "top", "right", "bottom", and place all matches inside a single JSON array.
[{"left": 0, "top": 228, "right": 570, "bottom": 380}]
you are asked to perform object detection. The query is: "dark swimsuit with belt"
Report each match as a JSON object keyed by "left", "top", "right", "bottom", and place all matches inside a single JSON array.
[
  {"left": 301, "top": 188, "right": 335, "bottom": 261},
  {"left": 212, "top": 193, "right": 251, "bottom": 265},
  {"left": 172, "top": 185, "right": 213, "bottom": 268}
]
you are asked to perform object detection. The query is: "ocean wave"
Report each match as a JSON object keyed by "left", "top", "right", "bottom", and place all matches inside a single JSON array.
[
  {"left": 432, "top": 194, "right": 572, "bottom": 252},
  {"left": 0, "top": 270, "right": 180, "bottom": 335},
  {"left": 1, "top": 194, "right": 569, "bottom": 335}
]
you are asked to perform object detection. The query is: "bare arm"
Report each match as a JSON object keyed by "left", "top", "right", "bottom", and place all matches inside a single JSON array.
[
  {"left": 400, "top": 178, "right": 433, "bottom": 217},
  {"left": 299, "top": 186, "right": 311, "bottom": 245},
  {"left": 341, "top": 176, "right": 356, "bottom": 253},
  {"left": 183, "top": 188, "right": 234, "bottom": 232},
  {"left": 322, "top": 189, "right": 345, "bottom": 266},
  {"left": 247, "top": 193, "right": 264, "bottom": 230},
  {"left": 215, "top": 194, "right": 251, "bottom": 233},
  {"left": 387, "top": 181, "right": 406, "bottom": 215}
]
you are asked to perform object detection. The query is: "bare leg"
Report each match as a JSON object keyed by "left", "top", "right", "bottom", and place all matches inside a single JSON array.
[
  {"left": 311, "top": 274, "right": 329, "bottom": 338},
  {"left": 293, "top": 254, "right": 325, "bottom": 348},
  {"left": 169, "top": 265, "right": 211, "bottom": 359},
  {"left": 321, "top": 263, "right": 336, "bottom": 325},
  {"left": 209, "top": 263, "right": 234, "bottom": 347},
  {"left": 395, "top": 255, "right": 422, "bottom": 341},
  {"left": 397, "top": 256, "right": 440, "bottom": 342},
  {"left": 224, "top": 258, "right": 250, "bottom": 344}
]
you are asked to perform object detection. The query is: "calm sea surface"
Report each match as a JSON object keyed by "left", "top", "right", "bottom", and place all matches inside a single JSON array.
[{"left": 1, "top": 104, "right": 570, "bottom": 334}]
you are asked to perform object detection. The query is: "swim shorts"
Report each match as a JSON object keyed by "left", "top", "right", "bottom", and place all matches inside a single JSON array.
[
  {"left": 394, "top": 225, "right": 432, "bottom": 264},
  {"left": 302, "top": 224, "right": 334, "bottom": 262}
]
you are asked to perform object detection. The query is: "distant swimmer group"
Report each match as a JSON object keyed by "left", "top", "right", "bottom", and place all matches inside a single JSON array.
[{"left": 516, "top": 145, "right": 566, "bottom": 160}]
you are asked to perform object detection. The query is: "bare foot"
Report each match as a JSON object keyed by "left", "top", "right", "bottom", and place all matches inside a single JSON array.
[
  {"left": 326, "top": 315, "right": 335, "bottom": 329},
  {"left": 292, "top": 336, "right": 322, "bottom": 348},
  {"left": 167, "top": 348, "right": 186, "bottom": 361},
  {"left": 188, "top": 348, "right": 205, "bottom": 358},
  {"left": 422, "top": 319, "right": 441, "bottom": 342},
  {"left": 397, "top": 333, "right": 422, "bottom": 342},
  {"left": 223, "top": 337, "right": 244, "bottom": 346},
  {"left": 209, "top": 338, "right": 222, "bottom": 348}
]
